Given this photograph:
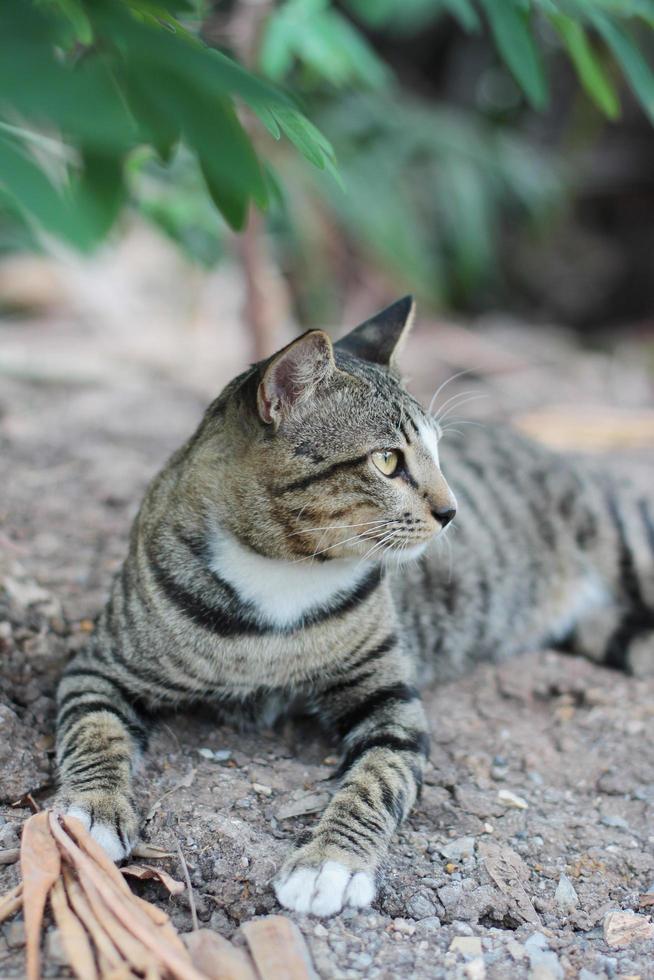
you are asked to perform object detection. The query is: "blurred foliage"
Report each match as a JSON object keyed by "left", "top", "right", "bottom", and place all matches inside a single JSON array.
[
  {"left": 286, "top": 92, "right": 563, "bottom": 308},
  {"left": 346, "top": 0, "right": 654, "bottom": 118},
  {"left": 0, "top": 0, "right": 335, "bottom": 248},
  {"left": 1, "top": 0, "right": 653, "bottom": 310},
  {"left": 252, "top": 0, "right": 654, "bottom": 312}
]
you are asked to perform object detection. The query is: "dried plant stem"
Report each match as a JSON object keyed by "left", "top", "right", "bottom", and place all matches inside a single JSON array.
[
  {"left": 176, "top": 840, "right": 199, "bottom": 932},
  {"left": 50, "top": 877, "right": 99, "bottom": 980}
]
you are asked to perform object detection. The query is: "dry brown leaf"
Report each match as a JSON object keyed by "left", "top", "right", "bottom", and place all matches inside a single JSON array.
[
  {"left": 241, "top": 915, "right": 317, "bottom": 980},
  {"left": 183, "top": 929, "right": 258, "bottom": 980},
  {"left": 132, "top": 894, "right": 191, "bottom": 957},
  {"left": 76, "top": 867, "right": 162, "bottom": 977},
  {"left": 0, "top": 883, "right": 23, "bottom": 923},
  {"left": 60, "top": 815, "right": 132, "bottom": 896},
  {"left": 63, "top": 867, "right": 127, "bottom": 976},
  {"left": 49, "top": 815, "right": 204, "bottom": 980},
  {"left": 103, "top": 967, "right": 138, "bottom": 980},
  {"left": 122, "top": 864, "right": 185, "bottom": 895},
  {"left": 21, "top": 811, "right": 62, "bottom": 980},
  {"left": 50, "top": 877, "right": 99, "bottom": 980},
  {"left": 62, "top": 819, "right": 187, "bottom": 961},
  {"left": 0, "top": 847, "right": 20, "bottom": 865}
]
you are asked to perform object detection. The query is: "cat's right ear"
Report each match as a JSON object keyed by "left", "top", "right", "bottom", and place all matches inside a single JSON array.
[{"left": 257, "top": 330, "right": 335, "bottom": 427}]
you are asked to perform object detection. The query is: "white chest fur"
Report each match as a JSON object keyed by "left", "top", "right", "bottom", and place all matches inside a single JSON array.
[{"left": 207, "top": 528, "right": 371, "bottom": 629}]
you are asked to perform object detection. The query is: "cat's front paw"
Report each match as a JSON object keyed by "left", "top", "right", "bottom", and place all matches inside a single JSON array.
[
  {"left": 274, "top": 847, "right": 376, "bottom": 916},
  {"left": 54, "top": 793, "right": 138, "bottom": 863}
]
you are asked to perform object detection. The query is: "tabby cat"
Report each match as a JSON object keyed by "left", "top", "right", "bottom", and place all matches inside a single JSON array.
[{"left": 55, "top": 297, "right": 654, "bottom": 916}]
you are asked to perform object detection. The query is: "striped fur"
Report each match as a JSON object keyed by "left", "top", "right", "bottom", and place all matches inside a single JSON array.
[{"left": 55, "top": 297, "right": 654, "bottom": 915}]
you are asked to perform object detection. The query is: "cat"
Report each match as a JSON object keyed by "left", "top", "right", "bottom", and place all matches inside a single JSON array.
[{"left": 55, "top": 296, "right": 654, "bottom": 916}]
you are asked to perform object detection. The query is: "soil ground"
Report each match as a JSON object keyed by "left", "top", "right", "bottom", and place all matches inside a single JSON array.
[{"left": 1, "top": 249, "right": 654, "bottom": 978}]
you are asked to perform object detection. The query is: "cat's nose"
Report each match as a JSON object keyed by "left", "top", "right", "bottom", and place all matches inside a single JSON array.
[{"left": 432, "top": 506, "right": 456, "bottom": 528}]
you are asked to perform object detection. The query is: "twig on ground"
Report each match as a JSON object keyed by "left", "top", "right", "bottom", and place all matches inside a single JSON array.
[
  {"left": 0, "top": 848, "right": 20, "bottom": 865},
  {"left": 176, "top": 839, "right": 199, "bottom": 932}
]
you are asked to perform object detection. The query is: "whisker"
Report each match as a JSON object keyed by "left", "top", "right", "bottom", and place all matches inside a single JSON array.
[
  {"left": 436, "top": 393, "right": 488, "bottom": 425},
  {"left": 432, "top": 387, "right": 480, "bottom": 421},
  {"left": 441, "top": 419, "right": 486, "bottom": 431},
  {"left": 358, "top": 528, "right": 399, "bottom": 565},
  {"left": 289, "top": 519, "right": 389, "bottom": 537},
  {"left": 291, "top": 523, "right": 395, "bottom": 564},
  {"left": 444, "top": 533, "right": 453, "bottom": 583},
  {"left": 427, "top": 369, "right": 476, "bottom": 415}
]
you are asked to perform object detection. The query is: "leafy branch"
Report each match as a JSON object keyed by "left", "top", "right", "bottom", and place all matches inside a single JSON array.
[{"left": 0, "top": 1, "right": 336, "bottom": 247}]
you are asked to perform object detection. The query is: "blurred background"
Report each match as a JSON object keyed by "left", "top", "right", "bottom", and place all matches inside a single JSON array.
[{"left": 1, "top": 0, "right": 654, "bottom": 462}]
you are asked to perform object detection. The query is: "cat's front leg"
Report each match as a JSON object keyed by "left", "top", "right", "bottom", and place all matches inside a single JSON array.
[
  {"left": 274, "top": 643, "right": 429, "bottom": 916},
  {"left": 54, "top": 659, "right": 148, "bottom": 860}
]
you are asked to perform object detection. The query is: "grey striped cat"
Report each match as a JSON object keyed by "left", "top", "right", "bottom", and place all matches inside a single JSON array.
[{"left": 56, "top": 297, "right": 654, "bottom": 916}]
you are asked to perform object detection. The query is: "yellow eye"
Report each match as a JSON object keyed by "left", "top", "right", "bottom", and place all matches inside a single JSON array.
[{"left": 372, "top": 449, "right": 399, "bottom": 476}]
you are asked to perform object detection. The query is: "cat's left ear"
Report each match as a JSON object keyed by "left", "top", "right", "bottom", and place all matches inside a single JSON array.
[
  {"left": 257, "top": 330, "right": 335, "bottom": 427},
  {"left": 335, "top": 295, "right": 415, "bottom": 369}
]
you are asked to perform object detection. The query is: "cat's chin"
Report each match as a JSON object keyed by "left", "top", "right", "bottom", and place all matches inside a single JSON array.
[{"left": 382, "top": 540, "right": 430, "bottom": 567}]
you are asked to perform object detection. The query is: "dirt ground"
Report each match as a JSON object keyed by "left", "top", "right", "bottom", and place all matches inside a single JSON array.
[{"left": 2, "top": 246, "right": 654, "bottom": 978}]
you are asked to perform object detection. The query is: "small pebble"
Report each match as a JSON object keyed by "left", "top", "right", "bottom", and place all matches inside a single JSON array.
[
  {"left": 439, "top": 836, "right": 475, "bottom": 863},
  {"left": 600, "top": 814, "right": 629, "bottom": 830},
  {"left": 466, "top": 961, "right": 486, "bottom": 980},
  {"left": 252, "top": 783, "right": 272, "bottom": 796},
  {"left": 554, "top": 874, "right": 578, "bottom": 910},
  {"left": 392, "top": 918, "right": 416, "bottom": 935},
  {"left": 45, "top": 929, "right": 67, "bottom": 966},
  {"left": 449, "top": 936, "right": 483, "bottom": 958},
  {"left": 603, "top": 910, "right": 654, "bottom": 948},
  {"left": 415, "top": 916, "right": 441, "bottom": 933},
  {"left": 4, "top": 921, "right": 26, "bottom": 949},
  {"left": 498, "top": 789, "right": 529, "bottom": 809}
]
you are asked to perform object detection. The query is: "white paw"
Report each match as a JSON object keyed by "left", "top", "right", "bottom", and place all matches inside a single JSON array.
[
  {"left": 66, "top": 806, "right": 129, "bottom": 863},
  {"left": 274, "top": 860, "right": 375, "bottom": 916}
]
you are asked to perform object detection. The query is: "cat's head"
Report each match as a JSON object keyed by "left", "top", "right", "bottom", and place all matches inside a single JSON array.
[{"left": 198, "top": 297, "right": 456, "bottom": 565}]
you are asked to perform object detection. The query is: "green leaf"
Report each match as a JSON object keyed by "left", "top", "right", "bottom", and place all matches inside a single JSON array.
[
  {"left": 49, "top": 0, "right": 93, "bottom": 44},
  {"left": 479, "top": 0, "right": 548, "bottom": 109},
  {"left": 591, "top": 12, "right": 654, "bottom": 122},
  {"left": 0, "top": 133, "right": 80, "bottom": 247},
  {"left": 132, "top": 69, "right": 268, "bottom": 229},
  {"left": 72, "top": 151, "right": 126, "bottom": 247},
  {"left": 272, "top": 107, "right": 341, "bottom": 186},
  {"left": 123, "top": 65, "right": 181, "bottom": 160},
  {"left": 260, "top": 1, "right": 388, "bottom": 89},
  {"left": 88, "top": 1, "right": 337, "bottom": 176},
  {"left": 0, "top": 8, "right": 137, "bottom": 152},
  {"left": 259, "top": 13, "right": 296, "bottom": 82},
  {"left": 550, "top": 13, "right": 620, "bottom": 118}
]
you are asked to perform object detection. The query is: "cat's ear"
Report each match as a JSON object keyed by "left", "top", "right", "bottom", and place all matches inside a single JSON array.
[
  {"left": 257, "top": 330, "right": 335, "bottom": 427},
  {"left": 335, "top": 295, "right": 415, "bottom": 368}
]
